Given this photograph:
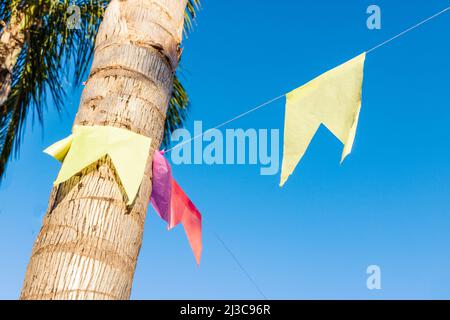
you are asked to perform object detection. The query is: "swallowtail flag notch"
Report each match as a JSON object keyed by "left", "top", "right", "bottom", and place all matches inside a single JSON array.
[
  {"left": 44, "top": 125, "right": 152, "bottom": 205},
  {"left": 280, "top": 53, "right": 366, "bottom": 186}
]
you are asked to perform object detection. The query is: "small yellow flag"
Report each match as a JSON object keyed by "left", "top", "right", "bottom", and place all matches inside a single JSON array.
[
  {"left": 45, "top": 125, "right": 152, "bottom": 205},
  {"left": 280, "top": 53, "right": 366, "bottom": 187}
]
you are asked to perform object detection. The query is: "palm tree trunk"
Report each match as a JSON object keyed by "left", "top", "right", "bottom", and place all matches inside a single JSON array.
[
  {"left": 20, "top": 0, "right": 188, "bottom": 300},
  {"left": 0, "top": 11, "right": 25, "bottom": 106}
]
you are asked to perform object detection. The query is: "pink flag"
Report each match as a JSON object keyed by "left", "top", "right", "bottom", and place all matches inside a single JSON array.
[
  {"left": 170, "top": 179, "right": 202, "bottom": 264},
  {"left": 151, "top": 150, "right": 202, "bottom": 265},
  {"left": 150, "top": 150, "right": 172, "bottom": 223}
]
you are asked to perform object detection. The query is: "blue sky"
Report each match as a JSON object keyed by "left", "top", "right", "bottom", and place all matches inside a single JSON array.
[{"left": 1, "top": 0, "right": 450, "bottom": 299}]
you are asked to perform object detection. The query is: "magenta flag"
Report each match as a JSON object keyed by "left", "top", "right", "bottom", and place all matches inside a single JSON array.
[
  {"left": 150, "top": 150, "right": 202, "bottom": 265},
  {"left": 150, "top": 150, "right": 172, "bottom": 223}
]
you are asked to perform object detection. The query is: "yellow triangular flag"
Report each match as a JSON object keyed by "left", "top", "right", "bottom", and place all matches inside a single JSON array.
[
  {"left": 44, "top": 135, "right": 74, "bottom": 161},
  {"left": 280, "top": 53, "right": 366, "bottom": 187},
  {"left": 44, "top": 125, "right": 152, "bottom": 204}
]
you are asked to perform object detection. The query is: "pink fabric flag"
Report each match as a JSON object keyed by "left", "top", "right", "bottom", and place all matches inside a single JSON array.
[
  {"left": 150, "top": 150, "right": 172, "bottom": 223},
  {"left": 170, "top": 179, "right": 202, "bottom": 264},
  {"left": 150, "top": 150, "right": 202, "bottom": 265}
]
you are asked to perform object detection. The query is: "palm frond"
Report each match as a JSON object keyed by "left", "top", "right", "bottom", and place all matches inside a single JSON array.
[
  {"left": 162, "top": 74, "right": 190, "bottom": 149},
  {"left": 0, "top": 0, "right": 201, "bottom": 179},
  {"left": 0, "top": 0, "right": 12, "bottom": 23},
  {"left": 184, "top": 0, "right": 201, "bottom": 35},
  {"left": 162, "top": 0, "right": 201, "bottom": 148},
  {"left": 0, "top": 0, "right": 107, "bottom": 180}
]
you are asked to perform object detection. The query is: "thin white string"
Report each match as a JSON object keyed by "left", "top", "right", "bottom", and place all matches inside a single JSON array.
[
  {"left": 168, "top": 7, "right": 449, "bottom": 298},
  {"left": 366, "top": 6, "right": 450, "bottom": 53},
  {"left": 165, "top": 6, "right": 450, "bottom": 153},
  {"left": 214, "top": 231, "right": 268, "bottom": 299},
  {"left": 166, "top": 93, "right": 287, "bottom": 152}
]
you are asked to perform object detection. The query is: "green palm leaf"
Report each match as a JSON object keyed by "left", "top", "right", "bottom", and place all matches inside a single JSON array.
[
  {"left": 0, "top": 0, "right": 107, "bottom": 179},
  {"left": 0, "top": 0, "right": 201, "bottom": 180}
]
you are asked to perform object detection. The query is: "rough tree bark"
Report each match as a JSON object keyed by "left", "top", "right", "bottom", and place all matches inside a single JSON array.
[
  {"left": 0, "top": 10, "right": 25, "bottom": 106},
  {"left": 20, "top": 0, "right": 188, "bottom": 300}
]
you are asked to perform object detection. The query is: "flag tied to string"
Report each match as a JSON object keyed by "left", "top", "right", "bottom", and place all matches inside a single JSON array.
[
  {"left": 280, "top": 53, "right": 367, "bottom": 186},
  {"left": 151, "top": 150, "right": 202, "bottom": 265},
  {"left": 45, "top": 127, "right": 201, "bottom": 264},
  {"left": 44, "top": 125, "right": 152, "bottom": 204}
]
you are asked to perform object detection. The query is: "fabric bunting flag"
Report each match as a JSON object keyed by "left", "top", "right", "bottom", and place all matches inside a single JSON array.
[
  {"left": 151, "top": 150, "right": 202, "bottom": 265},
  {"left": 280, "top": 53, "right": 366, "bottom": 186},
  {"left": 44, "top": 125, "right": 152, "bottom": 205}
]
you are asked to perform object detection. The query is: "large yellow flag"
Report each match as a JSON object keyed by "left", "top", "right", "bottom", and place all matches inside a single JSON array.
[
  {"left": 45, "top": 125, "right": 152, "bottom": 204},
  {"left": 280, "top": 53, "right": 366, "bottom": 187}
]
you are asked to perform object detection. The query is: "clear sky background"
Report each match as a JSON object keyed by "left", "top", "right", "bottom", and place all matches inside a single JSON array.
[{"left": 1, "top": 0, "right": 450, "bottom": 299}]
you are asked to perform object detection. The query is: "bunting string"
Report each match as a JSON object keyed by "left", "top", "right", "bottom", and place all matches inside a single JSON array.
[
  {"left": 366, "top": 6, "right": 450, "bottom": 54},
  {"left": 166, "top": 6, "right": 450, "bottom": 154},
  {"left": 44, "top": 6, "right": 449, "bottom": 273}
]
